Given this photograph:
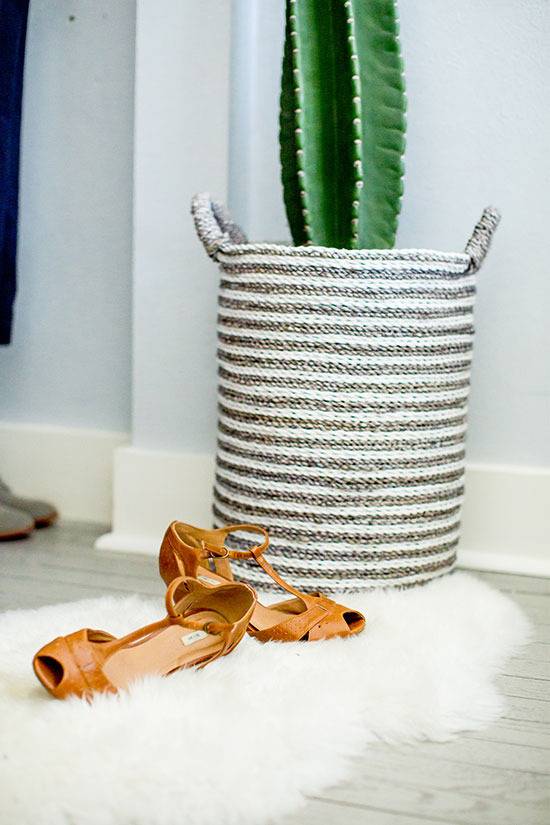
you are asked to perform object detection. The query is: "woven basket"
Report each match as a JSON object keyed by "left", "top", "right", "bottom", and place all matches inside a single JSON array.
[{"left": 192, "top": 194, "right": 500, "bottom": 592}]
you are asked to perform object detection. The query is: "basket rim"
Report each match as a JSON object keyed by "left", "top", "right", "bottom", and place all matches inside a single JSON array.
[
  {"left": 215, "top": 239, "right": 472, "bottom": 268},
  {"left": 192, "top": 194, "right": 499, "bottom": 273}
]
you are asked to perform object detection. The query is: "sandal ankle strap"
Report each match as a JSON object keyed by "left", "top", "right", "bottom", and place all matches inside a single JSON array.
[
  {"left": 200, "top": 523, "right": 269, "bottom": 560},
  {"left": 203, "top": 525, "right": 309, "bottom": 601}
]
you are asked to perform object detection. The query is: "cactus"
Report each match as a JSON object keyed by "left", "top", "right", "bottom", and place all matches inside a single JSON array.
[{"left": 280, "top": 0, "right": 406, "bottom": 249}]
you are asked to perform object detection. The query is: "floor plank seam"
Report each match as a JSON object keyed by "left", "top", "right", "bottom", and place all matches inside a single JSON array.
[{"left": 308, "top": 795, "right": 467, "bottom": 825}]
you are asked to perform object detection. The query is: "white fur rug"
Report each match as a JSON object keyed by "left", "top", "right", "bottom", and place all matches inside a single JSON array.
[{"left": 0, "top": 572, "right": 530, "bottom": 825}]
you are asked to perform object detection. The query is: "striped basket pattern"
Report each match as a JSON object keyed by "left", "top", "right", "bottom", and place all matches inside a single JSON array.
[{"left": 192, "top": 194, "right": 500, "bottom": 592}]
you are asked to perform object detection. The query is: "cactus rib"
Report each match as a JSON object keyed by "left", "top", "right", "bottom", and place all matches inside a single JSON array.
[
  {"left": 350, "top": 0, "right": 406, "bottom": 248},
  {"left": 279, "top": 2, "right": 309, "bottom": 246},
  {"left": 280, "top": 0, "right": 357, "bottom": 248},
  {"left": 279, "top": 0, "right": 406, "bottom": 250}
]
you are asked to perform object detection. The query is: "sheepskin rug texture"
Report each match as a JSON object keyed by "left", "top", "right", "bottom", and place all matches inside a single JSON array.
[{"left": 0, "top": 572, "right": 530, "bottom": 825}]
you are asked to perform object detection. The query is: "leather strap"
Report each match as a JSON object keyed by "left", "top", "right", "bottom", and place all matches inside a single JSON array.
[
  {"left": 201, "top": 523, "right": 269, "bottom": 560},
  {"left": 64, "top": 632, "right": 116, "bottom": 695},
  {"left": 165, "top": 575, "right": 255, "bottom": 659},
  {"left": 165, "top": 576, "right": 233, "bottom": 639},
  {"left": 196, "top": 525, "right": 359, "bottom": 640},
  {"left": 200, "top": 525, "right": 307, "bottom": 602}
]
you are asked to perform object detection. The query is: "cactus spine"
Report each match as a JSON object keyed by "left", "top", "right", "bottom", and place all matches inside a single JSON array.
[{"left": 280, "top": 0, "right": 406, "bottom": 249}]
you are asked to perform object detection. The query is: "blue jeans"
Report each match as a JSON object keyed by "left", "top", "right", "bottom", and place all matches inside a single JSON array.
[{"left": 0, "top": 0, "right": 29, "bottom": 345}]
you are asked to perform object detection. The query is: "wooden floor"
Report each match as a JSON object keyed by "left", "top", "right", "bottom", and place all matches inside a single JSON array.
[{"left": 1, "top": 521, "right": 548, "bottom": 825}]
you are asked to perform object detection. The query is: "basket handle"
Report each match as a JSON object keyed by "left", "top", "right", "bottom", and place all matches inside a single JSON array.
[
  {"left": 464, "top": 206, "right": 501, "bottom": 272},
  {"left": 191, "top": 193, "right": 248, "bottom": 260}
]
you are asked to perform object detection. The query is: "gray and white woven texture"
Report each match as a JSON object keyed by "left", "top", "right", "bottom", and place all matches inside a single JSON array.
[{"left": 192, "top": 194, "right": 500, "bottom": 592}]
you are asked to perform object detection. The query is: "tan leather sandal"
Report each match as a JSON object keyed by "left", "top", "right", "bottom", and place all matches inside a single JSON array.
[
  {"left": 159, "top": 522, "right": 365, "bottom": 642},
  {"left": 33, "top": 576, "right": 256, "bottom": 700}
]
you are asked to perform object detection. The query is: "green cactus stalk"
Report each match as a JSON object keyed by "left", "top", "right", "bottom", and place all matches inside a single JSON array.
[{"left": 280, "top": 0, "right": 406, "bottom": 249}]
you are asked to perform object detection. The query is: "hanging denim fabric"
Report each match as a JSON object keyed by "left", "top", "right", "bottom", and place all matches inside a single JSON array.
[{"left": 0, "top": 0, "right": 29, "bottom": 345}]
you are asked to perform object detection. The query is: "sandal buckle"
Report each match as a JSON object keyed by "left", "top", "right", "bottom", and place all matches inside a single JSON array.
[{"left": 200, "top": 540, "right": 229, "bottom": 560}]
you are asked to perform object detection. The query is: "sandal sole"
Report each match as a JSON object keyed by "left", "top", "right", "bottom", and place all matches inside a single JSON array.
[
  {"left": 34, "top": 511, "right": 58, "bottom": 528},
  {"left": 0, "top": 526, "right": 34, "bottom": 541}
]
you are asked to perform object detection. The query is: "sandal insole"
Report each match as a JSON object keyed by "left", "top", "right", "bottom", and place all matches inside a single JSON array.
[{"left": 102, "top": 610, "right": 224, "bottom": 689}]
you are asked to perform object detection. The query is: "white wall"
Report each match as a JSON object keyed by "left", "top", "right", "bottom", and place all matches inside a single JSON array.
[
  {"left": 131, "top": 0, "right": 230, "bottom": 453},
  {"left": 0, "top": 0, "right": 135, "bottom": 432},
  {"left": 228, "top": 0, "right": 550, "bottom": 469},
  {"left": 96, "top": 0, "right": 231, "bottom": 548},
  {"left": 228, "top": 0, "right": 287, "bottom": 241}
]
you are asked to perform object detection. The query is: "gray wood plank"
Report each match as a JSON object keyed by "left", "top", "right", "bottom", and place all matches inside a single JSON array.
[
  {"left": 317, "top": 745, "right": 550, "bottom": 824},
  {"left": 499, "top": 674, "right": 550, "bottom": 703},
  {"left": 0, "top": 579, "right": 160, "bottom": 614},
  {"left": 523, "top": 643, "right": 550, "bottom": 662},
  {"left": 2, "top": 566, "right": 164, "bottom": 596},
  {"left": 511, "top": 592, "right": 550, "bottom": 626},
  {"left": 281, "top": 797, "right": 465, "bottom": 825},
  {"left": 316, "top": 772, "right": 547, "bottom": 825},
  {"left": 405, "top": 738, "right": 550, "bottom": 774},
  {"left": 473, "top": 570, "right": 550, "bottom": 596},
  {"left": 531, "top": 623, "right": 550, "bottom": 644},
  {"left": 503, "top": 695, "right": 550, "bottom": 725},
  {"left": 466, "top": 715, "right": 550, "bottom": 750},
  {"left": 504, "top": 656, "right": 550, "bottom": 680}
]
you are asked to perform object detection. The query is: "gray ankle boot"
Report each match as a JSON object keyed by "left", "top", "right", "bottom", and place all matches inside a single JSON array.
[
  {"left": 0, "top": 503, "right": 34, "bottom": 539},
  {"left": 0, "top": 479, "right": 57, "bottom": 528}
]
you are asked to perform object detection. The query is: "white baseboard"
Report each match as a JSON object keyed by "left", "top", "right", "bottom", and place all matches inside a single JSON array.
[
  {"left": 0, "top": 422, "right": 128, "bottom": 523},
  {"left": 96, "top": 447, "right": 550, "bottom": 578},
  {"left": 95, "top": 446, "right": 215, "bottom": 555},
  {"left": 458, "top": 462, "right": 550, "bottom": 577}
]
